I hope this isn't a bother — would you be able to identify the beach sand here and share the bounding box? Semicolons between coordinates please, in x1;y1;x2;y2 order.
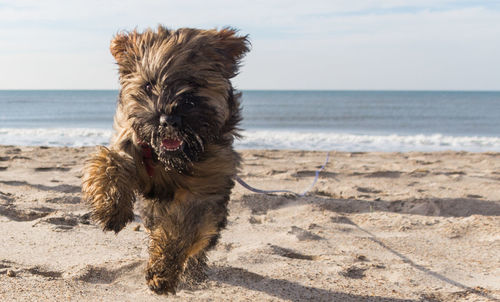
0;145;499;301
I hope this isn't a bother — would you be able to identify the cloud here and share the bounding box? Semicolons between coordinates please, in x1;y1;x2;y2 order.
237;6;500;90
0;0;499;89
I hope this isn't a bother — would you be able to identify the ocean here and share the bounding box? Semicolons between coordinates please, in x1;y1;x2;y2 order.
1;90;499;152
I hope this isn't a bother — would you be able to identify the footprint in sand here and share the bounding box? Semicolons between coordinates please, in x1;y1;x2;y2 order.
292;170;337;178
78;212;91;225
34;166;71;172
288;226;323;241
45;196;81;204
0;191;14;203
35;215;80;231
5;148;21;155
0;261;17;277
339;266;367;279
2;262;63;280
44;216;79;226
0;180;26;186
248;216;263;224
330;215;355;225
269;244;319;260
0;205;54;221
12;155;31;160
70;261;143;284
47;184;81;193
0;261;13;271
240;194;286;215
314;190;339;198
266;169;287;176
356;186;382;194
0;180;80;193
251;153;282;160
364;171;402;178
433;170;466;176
25;266;63;280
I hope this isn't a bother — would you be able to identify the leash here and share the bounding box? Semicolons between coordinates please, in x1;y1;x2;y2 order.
235;152;331;196
138;139;331;196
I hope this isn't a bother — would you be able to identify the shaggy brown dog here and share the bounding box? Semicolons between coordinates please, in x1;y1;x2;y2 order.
81;25;249;294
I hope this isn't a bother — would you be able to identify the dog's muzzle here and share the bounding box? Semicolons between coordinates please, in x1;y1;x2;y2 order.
159;114;183;151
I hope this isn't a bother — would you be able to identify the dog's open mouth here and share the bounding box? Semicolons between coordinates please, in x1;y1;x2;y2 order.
161;138;183;151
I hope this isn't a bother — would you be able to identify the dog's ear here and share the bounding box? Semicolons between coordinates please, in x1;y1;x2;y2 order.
110;31;140;74
211;28;250;78
110;32;131;63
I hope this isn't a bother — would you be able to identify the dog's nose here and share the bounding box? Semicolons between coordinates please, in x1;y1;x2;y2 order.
160;114;182;128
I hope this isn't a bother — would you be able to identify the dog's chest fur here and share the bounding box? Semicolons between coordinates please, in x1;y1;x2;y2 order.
135;143;240;201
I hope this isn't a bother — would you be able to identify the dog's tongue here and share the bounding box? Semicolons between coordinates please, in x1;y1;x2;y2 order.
162;139;182;150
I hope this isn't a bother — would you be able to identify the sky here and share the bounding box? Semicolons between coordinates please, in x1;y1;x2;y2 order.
0;0;499;90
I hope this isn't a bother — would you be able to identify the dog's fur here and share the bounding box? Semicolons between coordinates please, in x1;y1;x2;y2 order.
81;25;249;294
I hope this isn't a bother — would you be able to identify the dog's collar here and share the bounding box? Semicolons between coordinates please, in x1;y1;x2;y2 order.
138;140;155;177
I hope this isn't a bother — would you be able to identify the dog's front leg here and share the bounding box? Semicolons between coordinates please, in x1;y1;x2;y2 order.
145;191;221;294
82;146;137;233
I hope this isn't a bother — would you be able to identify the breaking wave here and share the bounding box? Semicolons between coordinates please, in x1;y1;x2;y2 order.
1;128;500;152
236;130;500;152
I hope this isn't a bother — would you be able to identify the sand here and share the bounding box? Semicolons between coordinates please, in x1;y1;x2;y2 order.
0;145;499;301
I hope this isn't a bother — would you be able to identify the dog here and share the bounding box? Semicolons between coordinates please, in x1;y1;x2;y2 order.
81;25;249;294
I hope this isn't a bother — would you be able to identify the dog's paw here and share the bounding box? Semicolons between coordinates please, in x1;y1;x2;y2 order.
82;146;136;233
85;189;135;233
146;260;182;295
146;272;178;295
101;207;135;233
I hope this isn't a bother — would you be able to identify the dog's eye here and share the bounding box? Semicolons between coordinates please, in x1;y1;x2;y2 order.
184;101;196;109
144;83;153;95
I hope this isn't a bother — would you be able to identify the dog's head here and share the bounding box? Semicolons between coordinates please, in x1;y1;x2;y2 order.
110;26;249;172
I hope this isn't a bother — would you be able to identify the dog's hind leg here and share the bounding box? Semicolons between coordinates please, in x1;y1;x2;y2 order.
82;146;137;233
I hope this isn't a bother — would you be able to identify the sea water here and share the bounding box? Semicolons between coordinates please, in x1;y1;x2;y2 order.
1;90;499;151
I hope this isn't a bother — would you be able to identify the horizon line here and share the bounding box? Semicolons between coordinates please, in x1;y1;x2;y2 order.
1;89;500;92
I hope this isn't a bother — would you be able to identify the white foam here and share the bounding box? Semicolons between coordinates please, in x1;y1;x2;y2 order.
0;128;113;147
235;130;500;152
1;128;500;152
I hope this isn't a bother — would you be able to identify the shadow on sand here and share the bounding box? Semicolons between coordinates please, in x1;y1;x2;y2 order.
211;265;417;302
